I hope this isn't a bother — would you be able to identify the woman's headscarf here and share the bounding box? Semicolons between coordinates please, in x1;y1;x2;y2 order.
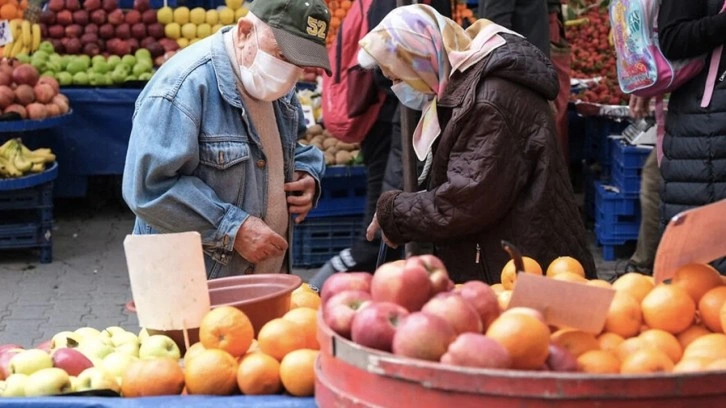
359;4;520;160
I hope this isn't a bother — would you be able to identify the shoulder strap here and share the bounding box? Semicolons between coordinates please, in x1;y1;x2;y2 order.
699;0;726;108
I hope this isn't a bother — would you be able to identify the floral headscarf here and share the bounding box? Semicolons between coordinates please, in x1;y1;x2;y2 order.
359;4;520;160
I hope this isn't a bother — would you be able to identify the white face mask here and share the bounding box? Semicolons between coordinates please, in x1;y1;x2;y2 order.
391;82;432;111
240;26;302;101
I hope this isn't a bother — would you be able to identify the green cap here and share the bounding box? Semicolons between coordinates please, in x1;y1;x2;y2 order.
249;0;332;75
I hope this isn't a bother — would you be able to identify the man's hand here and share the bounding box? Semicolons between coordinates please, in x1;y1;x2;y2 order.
234;216;288;264
284;171;316;224
366;212;398;249
629;95;651;119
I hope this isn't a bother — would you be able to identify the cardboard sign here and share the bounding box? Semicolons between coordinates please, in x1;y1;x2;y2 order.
301;104;316;128
124;232;211;331
0;20;12;47
508;273;615;334
653;199;726;284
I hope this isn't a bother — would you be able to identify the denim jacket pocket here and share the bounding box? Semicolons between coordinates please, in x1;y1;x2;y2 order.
196;139;251;206
199;139;250;169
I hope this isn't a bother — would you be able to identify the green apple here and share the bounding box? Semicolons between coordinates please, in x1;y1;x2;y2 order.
72;72;90;86
77;55;91;68
15;53;30;63
69;375;80;392
101;352;137;379
24;368;72;396
75;367;120;393
91;55;106;66
138;335;181;360
9;349;53;375
110;70;127;85
138;72;153;81
51;331;82;349
138;328;150;344
56;71;73;86
77;337;114;361
107;55;121;69
92;61;111;74
121;55;137;68
1;374;28;397
74;327;102;340
38;41;55;54
66;60;87;75
100;327;127;340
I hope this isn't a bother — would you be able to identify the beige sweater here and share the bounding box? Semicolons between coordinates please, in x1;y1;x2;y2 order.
225;30;289;274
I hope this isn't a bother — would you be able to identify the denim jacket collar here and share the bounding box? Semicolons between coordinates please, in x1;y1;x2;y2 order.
211;26;245;110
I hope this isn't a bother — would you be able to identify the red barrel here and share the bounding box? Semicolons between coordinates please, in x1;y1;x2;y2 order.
315;312;726;408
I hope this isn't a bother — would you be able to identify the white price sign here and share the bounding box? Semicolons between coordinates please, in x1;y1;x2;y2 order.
0;20;12;47
301;104;316;128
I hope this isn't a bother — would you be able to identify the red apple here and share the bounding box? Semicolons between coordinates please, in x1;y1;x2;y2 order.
141;9;156;24
51;348;95;376
405;255;453;295
47;0;64;12
147;23;164;40
319;272;373;305
392;312;456;361
322;289;372;339
421;292;483;334
130;23;146;40
125;9;141;25
98;23;114;39
134;0;151;12
64;38;83;54
40;9;56;25
35;339;52;353
90;9;107;25
57;10;73;26
65;24;83;38
102;0;117;12
371;260;432;312
72;10;89;25
115;23;130;40
546;343;578;372
83;42;102;56
0;348;23;380
108;9;124;25
127;38;139;54
84;0;102;11
48;24;65;39
158;37;180;52
66;0;81;11
351;302;409;352
454;281;500;331
80;33;99;46
441;333;511;369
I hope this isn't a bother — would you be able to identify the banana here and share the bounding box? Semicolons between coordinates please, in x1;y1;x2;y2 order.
0;146;22;177
8;38;23;58
20;44;29;55
21;20;31;48
0;138;16;158
11;144;32;173
30;162;45;173
31;23;40;52
9;19;20;41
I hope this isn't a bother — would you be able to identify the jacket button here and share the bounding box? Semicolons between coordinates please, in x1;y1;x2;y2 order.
256;159;266;168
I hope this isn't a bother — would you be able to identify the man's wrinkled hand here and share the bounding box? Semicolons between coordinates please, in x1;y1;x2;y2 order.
284;171;316;224
234;216;288;264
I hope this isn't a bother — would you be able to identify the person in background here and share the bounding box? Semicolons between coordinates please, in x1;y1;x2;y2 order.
658;0;726;273
548;0;571;163
308;0;452;290
359;4;596;283
122;0;331;279
478;0;550;57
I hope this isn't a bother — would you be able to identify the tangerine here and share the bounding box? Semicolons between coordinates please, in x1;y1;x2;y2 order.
620;348;674;374
199;306;254;358
638;329;683;363
290;290;321;310
576;350;621;374
676;324;711;350
184;349;239;395
641;284;695;334
597;332;625;353
279;349;318;397
587;279;613;289
282;307;319;350
698;286;726;332
672;263;722;303
183;342;206;366
257;318;308;361
673;357;712;373
500;256;543;290
550;329;600;358
236;352;282;395
604;291;642;338
612;273;654;303
546;256;585;278
682;333;726;361
486;313;550;370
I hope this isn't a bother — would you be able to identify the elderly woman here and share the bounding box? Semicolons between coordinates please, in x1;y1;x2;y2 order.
361;4;596;283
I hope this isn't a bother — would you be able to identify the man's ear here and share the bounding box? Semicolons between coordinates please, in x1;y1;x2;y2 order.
236;17;253;42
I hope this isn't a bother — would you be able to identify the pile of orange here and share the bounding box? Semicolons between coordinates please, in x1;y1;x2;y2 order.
0;0;27;20
183;285;322;396
490;256;726;374
323;0;353;47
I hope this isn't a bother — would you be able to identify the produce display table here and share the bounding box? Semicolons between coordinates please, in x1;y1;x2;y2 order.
0;395;316;407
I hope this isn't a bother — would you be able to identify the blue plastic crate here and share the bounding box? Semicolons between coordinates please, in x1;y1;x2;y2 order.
611;163;642;197
594;181;639;216
0;182;54;210
292;215;364;268
611;139;652;169
583;118;628;165
308;166;367;217
0;222;52;263
594;181;640;249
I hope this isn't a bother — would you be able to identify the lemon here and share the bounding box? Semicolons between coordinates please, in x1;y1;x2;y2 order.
197;23;212;39
235;7;248;20
226;0;244;10
173;7;190;25
219;7;235;25
176;38;189;48
205;9;219;26
190;7;206;25
157;6;173;25
164;22;181;39
181;23;197;40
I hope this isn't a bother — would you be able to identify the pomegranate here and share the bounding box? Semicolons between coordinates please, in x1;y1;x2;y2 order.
34;83;56;104
4;104;27;119
26;103;49;120
12;64;40;87
0;86;15;109
14;84;35;105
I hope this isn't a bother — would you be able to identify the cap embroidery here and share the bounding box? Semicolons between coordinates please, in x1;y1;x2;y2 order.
306;16;327;39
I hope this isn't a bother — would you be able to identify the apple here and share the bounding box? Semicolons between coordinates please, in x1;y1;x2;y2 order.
101;352;137;379
9;349;53;375
131;23;147;40
546;343;578;372
57;10;73;26
138;335;181;360
102;0;117;13
75;367;120;393
1;374;28;397
440;333;511;369
65;24;83;38
350;302;409;352
48;24;65;39
90;9;107;25
24;367;72;396
134;0;151;12
72;10;89;25
392;312;456;361
51;331;82;349
51;348;94;377
35;340;52;354
320;272;373;305
141;9;157;24
125;9;141;25
111;332;140;357
99;23;115;39
371;260;432;312
322;289;372;339
148;23;165;40
108;9;124;25
47;0;64;12
0;348;23;380
115;23;131;40
77;337;114;362
421;292;483;334
408;255;453;294
0;344;23;355
84;0;102;11
66;0;81;11
138;328;150;344
454;281;500;331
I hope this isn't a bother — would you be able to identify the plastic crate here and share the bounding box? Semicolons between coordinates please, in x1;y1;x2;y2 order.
308;166;367;217
0;182;53;210
594;181;640;260
611;139;652;169
292;215;364;268
0;222;52;263
611;163;642;197
583;118;628;166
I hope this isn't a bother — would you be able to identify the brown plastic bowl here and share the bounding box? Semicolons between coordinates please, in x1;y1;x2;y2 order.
125;274;302;353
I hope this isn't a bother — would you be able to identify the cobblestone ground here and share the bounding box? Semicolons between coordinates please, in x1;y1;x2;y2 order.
0;193;623;348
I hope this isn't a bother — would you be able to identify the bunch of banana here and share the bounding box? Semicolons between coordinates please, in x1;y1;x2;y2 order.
3;19;42;58
0;138;55;178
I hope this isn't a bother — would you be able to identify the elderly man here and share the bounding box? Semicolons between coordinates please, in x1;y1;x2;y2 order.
122;0;330;278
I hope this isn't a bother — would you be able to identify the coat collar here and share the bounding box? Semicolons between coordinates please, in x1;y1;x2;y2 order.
436;57;488;108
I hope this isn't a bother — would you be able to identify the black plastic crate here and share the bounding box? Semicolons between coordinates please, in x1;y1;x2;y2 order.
308;166;367;218
292;215;364;268
0;182;53;210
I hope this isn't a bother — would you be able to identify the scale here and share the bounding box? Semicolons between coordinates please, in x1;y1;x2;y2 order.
622;117;657;146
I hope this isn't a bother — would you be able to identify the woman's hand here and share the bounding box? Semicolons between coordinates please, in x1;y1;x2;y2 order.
628;95;651;119
366;212;398;248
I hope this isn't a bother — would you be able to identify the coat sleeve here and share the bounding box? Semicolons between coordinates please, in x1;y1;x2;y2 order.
376;101;532;244
658;0;726;60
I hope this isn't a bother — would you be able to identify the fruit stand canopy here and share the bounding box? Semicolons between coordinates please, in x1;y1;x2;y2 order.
0;395;317;407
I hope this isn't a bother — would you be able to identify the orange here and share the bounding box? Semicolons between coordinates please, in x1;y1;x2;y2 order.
615;337;646;362
587;279;613;289
620;348;674;374
612;273;654;303
183;342;206;366
546;256;585;278
641;284;696;334
121;358;185;397
603;291;642;338
279;349;319;397
672;263;722;303
257;318;308;361
184;348;239;395
500;256;543;290
0;4;16;20
597;332;625;353
682;333;726;361
282;307;319;350
486;313;550;370
550;329;600;358
551;272;588;283
576;350;621;374
698;286;726;332
497;290;512;311
236;352;282;395
246;339;260;354
676;325;711;350
199;306;254;358
673;357;712;373
490;283;504;294
290;290;321;310
293;283;317;295
706;358;726;371
638;329;683;363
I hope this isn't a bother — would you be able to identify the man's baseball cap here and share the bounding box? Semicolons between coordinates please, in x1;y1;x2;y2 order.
249;0;332;76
